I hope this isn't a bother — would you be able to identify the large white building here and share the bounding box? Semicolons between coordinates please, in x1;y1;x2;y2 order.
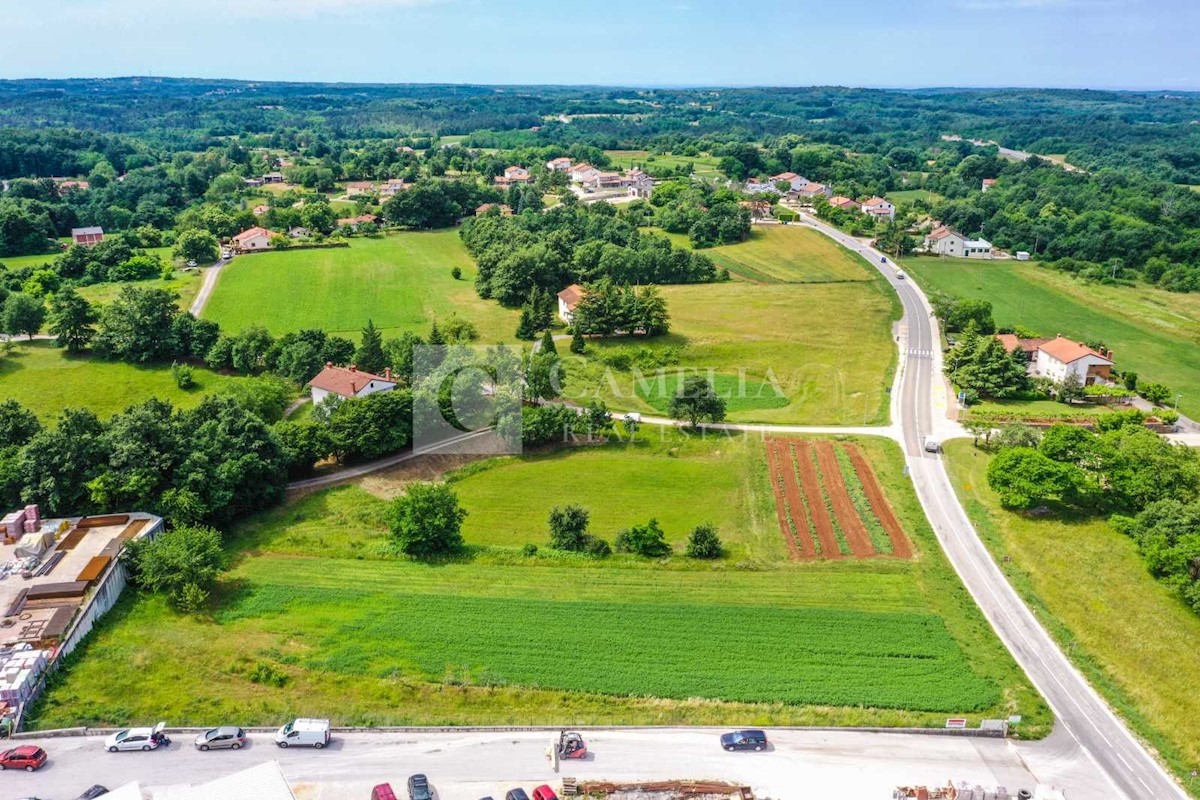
1034;336;1114;385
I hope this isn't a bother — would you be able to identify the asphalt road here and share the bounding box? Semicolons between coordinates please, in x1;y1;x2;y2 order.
798;215;1186;800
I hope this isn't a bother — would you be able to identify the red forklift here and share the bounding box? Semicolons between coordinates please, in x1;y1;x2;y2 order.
556;730;587;760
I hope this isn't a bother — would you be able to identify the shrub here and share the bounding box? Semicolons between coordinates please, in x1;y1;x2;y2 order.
451;266;462;280
615;518;672;557
521;543;538;556
389;482;467;558
249;662;290;687
548;504;590;551
1157;409;1180;426
1138;382;1172;406
584;536;612;557
171;361;195;390
686;523;723;559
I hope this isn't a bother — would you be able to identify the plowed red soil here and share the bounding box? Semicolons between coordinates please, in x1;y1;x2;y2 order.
791;440;841;559
775;441;816;558
814;442;875;557
765;439;803;561
845;444;914;559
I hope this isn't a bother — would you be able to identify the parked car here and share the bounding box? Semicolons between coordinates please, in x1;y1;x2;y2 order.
105;722;166;752
719;729;768;751
532;787;558;800
0;746;47;771
407;774;433;800
275;718;330;749
505;791;531;800
371;784;397;800
74;788;109;800
923;436;941;454
194;726;247;751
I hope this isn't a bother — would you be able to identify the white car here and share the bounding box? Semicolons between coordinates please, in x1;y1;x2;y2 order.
105;721;166;752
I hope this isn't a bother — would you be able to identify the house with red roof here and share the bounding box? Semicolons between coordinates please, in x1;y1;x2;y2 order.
997;334;1114;385
70;226;104;247
557;284;586;323
546;157;572;172
307;363;397;404
828;195;859;211
770;172;810;192
232;227;276;252
861;197;896;220
982;178;998;192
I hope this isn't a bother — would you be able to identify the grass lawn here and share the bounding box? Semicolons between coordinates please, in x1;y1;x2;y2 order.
28;434;1048;732
0;340;240;422
1;246;176;273
202;232;519;341
943;439;1200;792
903;256;1200;418
605;150;723;179
967;399;1117;420
885;189;944;206
75;270;204;312
685;225;876;284
562;278;899;425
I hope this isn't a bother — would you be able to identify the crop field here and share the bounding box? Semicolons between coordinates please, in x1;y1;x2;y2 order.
30;434;1050;732
562;278;899;425
903;255;1200;418
202;232;519;340
765;439;911;560
944;439;1200;788
0;340;240;422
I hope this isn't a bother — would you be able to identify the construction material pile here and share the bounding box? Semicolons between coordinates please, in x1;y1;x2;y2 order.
576;781;753;800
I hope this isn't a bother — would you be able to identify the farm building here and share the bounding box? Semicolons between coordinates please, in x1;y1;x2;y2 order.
262;172;285;183
963;237;993;259
557;283;586;323
307;363;397;403
232;227;275;252
70;226;104;247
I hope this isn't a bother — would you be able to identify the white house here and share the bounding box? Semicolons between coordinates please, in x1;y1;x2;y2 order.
744;179;781;195
963;237;994;259
546;157;573;172
557;284;585;324
232;226;275;252
582;171;627;191
1033;336;1114;386
982;178;997;192
861;197;896;220
796;182;832;199
626;169;654;198
569;164;601;184
503;166;531;181
770;172;809;192
924;226;967;256
307;363;397;404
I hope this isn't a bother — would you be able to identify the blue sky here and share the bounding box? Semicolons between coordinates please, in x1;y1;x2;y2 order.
1;0;1195;90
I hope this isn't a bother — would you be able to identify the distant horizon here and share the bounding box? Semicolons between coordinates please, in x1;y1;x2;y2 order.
2;1;1194;92
2;74;1198;95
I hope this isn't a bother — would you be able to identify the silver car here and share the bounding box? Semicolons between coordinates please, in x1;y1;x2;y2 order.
194;726;247;751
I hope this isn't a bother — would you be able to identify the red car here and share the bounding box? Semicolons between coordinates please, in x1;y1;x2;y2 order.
0;745;47;772
531;786;558;800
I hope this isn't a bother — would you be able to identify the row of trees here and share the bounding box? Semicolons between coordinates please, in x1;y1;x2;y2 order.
570;280;670;337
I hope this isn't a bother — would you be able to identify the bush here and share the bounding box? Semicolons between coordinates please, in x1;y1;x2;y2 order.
249;662;290;687
389;482;467;558
130;525;226;612
1157;409;1180;426
451;266;462;280
171;361;195;390
584;536;612;557
548;504;590;551
615;518;672;557
521;543;538;556
1139;382;1172;406
686;523;723;559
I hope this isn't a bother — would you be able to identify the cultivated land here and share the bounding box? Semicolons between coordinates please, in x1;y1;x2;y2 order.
29;433;1049;733
562;277;898;425
903;256;1200;418
0;340;240;422
686;225;876;284
943;439;1200;787
202;232;519;340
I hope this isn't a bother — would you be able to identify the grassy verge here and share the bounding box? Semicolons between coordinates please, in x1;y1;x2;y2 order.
943;438;1200;790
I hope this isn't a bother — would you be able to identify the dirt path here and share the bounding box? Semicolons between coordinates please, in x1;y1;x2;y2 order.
764;440;802;561
814;442;876;557
791;440;841;559
845;444;913;558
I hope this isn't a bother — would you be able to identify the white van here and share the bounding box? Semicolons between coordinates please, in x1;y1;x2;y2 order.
275;718;331;748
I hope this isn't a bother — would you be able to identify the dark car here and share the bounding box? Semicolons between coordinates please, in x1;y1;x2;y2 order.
407;774;433;800
719;729;768;751
0;746;48;771
505;791;531;800
75;788;109;800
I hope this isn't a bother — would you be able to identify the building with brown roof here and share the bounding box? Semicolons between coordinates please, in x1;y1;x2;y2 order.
307;363;397;404
828;195;859;210
232;227;275;251
557;284;586;323
995;334;1114;385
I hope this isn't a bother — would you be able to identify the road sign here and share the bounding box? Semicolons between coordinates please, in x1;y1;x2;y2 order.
945;718;968;729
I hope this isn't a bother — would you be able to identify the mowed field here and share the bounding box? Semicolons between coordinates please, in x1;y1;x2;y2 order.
605;150;723;179
944;440;1200;788
689;225;876;284
903;256;1200;418
562;277;899;425
0;341;240;422
29;434;1049;732
202;232;519;340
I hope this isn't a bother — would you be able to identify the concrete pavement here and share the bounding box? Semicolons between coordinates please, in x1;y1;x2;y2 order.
188;257;230;317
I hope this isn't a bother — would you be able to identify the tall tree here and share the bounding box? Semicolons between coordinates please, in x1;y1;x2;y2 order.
47;286;97;353
355;319;387;375
2;293;45;339
669;375;727;428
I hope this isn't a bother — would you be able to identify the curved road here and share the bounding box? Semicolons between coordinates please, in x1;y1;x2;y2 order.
798;214;1186;800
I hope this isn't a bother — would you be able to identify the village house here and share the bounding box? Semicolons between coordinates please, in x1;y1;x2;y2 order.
997;335;1115;386
924;226;967;256
861;197;896;220
546;157;573;172
626;169;655;198
557;284;585;324
744;179;780;195
288;226;311;239
503;166;531;181
569;163;601;184
739;199;773;220
582;171;627;191
56;179;89;195
770;172;810;192
982;178;997;192
253;204;269;216
379;179;406;197
828;195;859;211
337;214;378;231
796;182;833;199
243;177;265;188
307;363;397;404
475;203;514;216
232;226;275;252
70;226;104;247
397;145;416;154
344;180;376;197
